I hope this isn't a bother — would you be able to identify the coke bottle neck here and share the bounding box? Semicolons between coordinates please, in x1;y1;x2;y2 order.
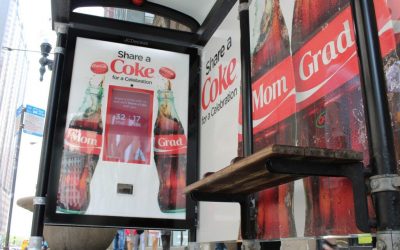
157;89;174;100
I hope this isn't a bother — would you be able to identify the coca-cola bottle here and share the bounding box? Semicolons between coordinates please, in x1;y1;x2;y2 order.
291;0;371;236
249;0;296;240
154;69;187;213
57;74;104;214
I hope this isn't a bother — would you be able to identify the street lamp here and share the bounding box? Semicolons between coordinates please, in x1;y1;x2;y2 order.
2;43;54;81
39;42;53;81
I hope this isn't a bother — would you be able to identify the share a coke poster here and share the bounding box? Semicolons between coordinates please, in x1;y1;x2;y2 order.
57;37;189;220
248;0;399;240
199;2;241;242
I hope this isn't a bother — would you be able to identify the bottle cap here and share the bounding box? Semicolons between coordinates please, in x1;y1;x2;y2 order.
159;67;176;80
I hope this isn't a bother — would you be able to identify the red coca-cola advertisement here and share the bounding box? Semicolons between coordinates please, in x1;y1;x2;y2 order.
246;0;296;240
199;2;242;242
48;33;193;226
248;0;399;239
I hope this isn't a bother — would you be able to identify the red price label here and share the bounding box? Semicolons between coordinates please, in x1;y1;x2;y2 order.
103;86;154;165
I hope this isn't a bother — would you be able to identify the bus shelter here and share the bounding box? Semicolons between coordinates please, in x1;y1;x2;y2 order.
28;0;400;249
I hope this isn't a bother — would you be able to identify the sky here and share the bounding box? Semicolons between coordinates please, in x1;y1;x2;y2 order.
8;1;110;239
9;0;55;239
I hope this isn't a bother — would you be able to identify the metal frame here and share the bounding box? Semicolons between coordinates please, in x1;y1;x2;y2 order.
69;0;200;32
238;0;256;240
190;159;371;234
52;0;200;32
30;31;67;250
69;13;199;48
350;0;400;239
51;0;239;48
196;0;238;46
44;27;199;231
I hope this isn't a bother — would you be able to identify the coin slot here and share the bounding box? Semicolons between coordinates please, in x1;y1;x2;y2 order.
117;183;134;195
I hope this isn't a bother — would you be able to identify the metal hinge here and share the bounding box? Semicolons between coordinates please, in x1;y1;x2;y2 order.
54;46;65;55
370;174;400;193
54;22;69;34
194;205;199;228
33;196;46;205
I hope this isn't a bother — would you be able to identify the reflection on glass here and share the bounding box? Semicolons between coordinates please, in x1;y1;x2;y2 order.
374;0;400;175
73;7;191;31
171;231;188;246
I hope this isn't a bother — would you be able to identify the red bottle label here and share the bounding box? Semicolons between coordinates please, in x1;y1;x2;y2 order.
251;56;296;134
388;0;400;44
64;128;102;155
293;5;396;111
154;135;187;155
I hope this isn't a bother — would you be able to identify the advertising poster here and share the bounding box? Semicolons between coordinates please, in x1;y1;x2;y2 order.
55;36;189;220
248;0;399;240
198;2;241;242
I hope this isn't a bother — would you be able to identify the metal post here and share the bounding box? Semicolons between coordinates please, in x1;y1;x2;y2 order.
239;0;256;241
3;107;25;250
28;27;67;250
350;0;400;249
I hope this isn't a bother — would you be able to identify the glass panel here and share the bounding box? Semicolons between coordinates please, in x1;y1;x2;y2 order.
249;0;370;240
55;37;190;220
171;231;180;246
373;0;400;175
171;231;187;246
73;7;191;32
181;230;188;246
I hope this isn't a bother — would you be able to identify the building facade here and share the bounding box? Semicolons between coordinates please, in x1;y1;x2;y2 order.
0;0;29;243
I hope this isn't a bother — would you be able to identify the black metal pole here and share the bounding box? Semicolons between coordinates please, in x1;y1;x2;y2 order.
29;31;66;250
350;0;400;247
4;107;25;250
239;0;256;240
239;1;253;157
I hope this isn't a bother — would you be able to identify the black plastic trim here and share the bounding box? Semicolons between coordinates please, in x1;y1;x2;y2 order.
70;13;199;48
197;0;238;46
31;32;67;237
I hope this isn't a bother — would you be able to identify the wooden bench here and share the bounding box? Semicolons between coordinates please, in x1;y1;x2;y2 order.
184;144;370;233
184;144;363;195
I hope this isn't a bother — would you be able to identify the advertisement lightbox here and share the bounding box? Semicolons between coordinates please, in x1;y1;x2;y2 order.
46;29;198;229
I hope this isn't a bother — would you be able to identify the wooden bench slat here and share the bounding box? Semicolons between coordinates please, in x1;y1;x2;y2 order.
184;145;363;195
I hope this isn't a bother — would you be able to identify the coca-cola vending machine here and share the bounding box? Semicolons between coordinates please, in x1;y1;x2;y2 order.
46;29;199;229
